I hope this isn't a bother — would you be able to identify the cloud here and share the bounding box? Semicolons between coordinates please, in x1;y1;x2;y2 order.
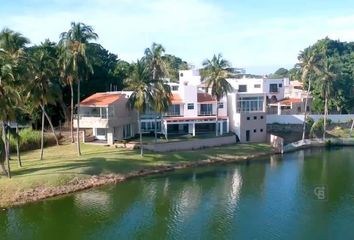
2;0;354;74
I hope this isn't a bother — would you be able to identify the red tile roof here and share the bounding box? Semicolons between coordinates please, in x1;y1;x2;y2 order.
81;93;122;106
278;98;302;105
171;93;183;104
197;93;215;103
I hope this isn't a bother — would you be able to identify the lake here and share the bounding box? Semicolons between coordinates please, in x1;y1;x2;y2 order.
1;147;354;239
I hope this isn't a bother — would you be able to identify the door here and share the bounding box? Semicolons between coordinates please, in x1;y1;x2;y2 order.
246;130;250;142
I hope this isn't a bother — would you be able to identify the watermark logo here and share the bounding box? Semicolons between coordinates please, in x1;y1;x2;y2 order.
313;186;328;201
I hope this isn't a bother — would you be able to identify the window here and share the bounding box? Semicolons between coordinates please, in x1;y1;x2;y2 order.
180;73;184;77
218;102;224;109
269;83;278;93
237;96;264;112
297;106;301;112
187;103;194;110
238;85;247;92
96;128;106;136
254;84;261;88
253;116;257;120
260;116;264;119
253;129;257;133
167;105;181;116
247;117;250;120
123;124;132;139
199;104;213;116
172;85;179;91
279;83;283;88
260;129;263;132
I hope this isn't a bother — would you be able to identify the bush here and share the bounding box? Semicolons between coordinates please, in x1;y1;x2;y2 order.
8;128;57;152
309;117;331;138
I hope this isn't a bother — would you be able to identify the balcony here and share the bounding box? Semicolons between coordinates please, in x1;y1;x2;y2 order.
198;104;215;116
73;107;112;128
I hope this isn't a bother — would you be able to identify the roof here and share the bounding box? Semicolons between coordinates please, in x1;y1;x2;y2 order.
270;98;302;106
197;93;215;103
171;93;183;104
81;93;122;107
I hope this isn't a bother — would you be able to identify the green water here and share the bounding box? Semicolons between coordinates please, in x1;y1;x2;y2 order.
1;148;354;240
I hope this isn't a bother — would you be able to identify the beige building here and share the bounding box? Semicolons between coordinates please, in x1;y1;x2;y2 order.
73;91;138;144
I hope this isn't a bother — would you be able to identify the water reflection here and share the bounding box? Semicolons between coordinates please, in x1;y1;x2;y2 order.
1;148;354;239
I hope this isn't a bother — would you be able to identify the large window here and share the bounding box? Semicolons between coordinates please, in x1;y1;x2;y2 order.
269;84;278;93
172;85;179;91
238;85;247;92
237;96;264;112
167;104;181;116
199;104;213;116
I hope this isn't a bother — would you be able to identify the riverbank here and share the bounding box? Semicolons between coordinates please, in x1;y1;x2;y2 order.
0;143;274;208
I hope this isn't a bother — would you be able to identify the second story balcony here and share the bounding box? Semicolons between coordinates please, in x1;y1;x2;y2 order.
164;104;183;117
74;106;113;128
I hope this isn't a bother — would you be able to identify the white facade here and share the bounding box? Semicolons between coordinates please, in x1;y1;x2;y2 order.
227;76;288;102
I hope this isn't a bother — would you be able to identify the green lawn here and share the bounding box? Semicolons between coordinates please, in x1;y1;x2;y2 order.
0;142;272;207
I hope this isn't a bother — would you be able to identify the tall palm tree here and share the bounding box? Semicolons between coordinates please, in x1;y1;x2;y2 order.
28;44;62;159
124;60;154;156
60;22;98;156
201;54;233;136
59;45;75;143
318;56;337;140
0;50;20;178
144;43;170;142
298;49;321;141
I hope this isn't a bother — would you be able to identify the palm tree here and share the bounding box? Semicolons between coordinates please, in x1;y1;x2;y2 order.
0;50;20;178
144;43;170;142
297;49;321;141
201;54;233;136
60;22;98;156
28;44;62;159
318;56;337;140
152;81;172;142
124;60;154;156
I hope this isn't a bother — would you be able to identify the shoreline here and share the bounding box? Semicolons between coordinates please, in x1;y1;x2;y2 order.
2;151;275;209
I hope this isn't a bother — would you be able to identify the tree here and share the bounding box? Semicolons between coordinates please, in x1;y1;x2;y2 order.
144;43;171;142
271;67;289;78
124;60;154;156
162;54;189;82
201;54;233;136
28;43;62;159
297;48;321;140
0;50;20;177
60;22;98;156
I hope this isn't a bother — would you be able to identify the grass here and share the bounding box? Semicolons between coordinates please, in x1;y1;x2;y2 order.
0;142;272;207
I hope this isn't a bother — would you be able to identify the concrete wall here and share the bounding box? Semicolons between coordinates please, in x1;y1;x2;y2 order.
238;112;267;143
267;114;354;124
144;135;237;152
181;85;198;117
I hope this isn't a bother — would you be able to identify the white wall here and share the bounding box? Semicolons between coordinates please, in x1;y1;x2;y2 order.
227;78;264;93
179;70;201;85
180;84;198;117
267;114;354;124
263;78;285;100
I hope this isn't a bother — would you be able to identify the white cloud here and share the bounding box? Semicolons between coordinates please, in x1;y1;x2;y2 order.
2;0;354;74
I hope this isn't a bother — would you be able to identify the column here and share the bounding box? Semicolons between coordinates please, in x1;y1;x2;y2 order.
220;121;223;135
277;102;281;115
107;127;114;145
192;123;196;136
226;118;230;133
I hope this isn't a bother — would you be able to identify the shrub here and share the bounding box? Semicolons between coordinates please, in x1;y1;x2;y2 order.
8;128;57;152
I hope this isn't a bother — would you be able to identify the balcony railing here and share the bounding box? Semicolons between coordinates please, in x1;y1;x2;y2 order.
198;111;215;116
74;113;109;119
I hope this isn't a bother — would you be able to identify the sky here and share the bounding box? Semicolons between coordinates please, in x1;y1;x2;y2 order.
2;0;354;74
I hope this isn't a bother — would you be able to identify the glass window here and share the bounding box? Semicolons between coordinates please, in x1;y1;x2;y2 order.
253;129;257;133
187;103;194;110
254;116;257;120
260;129;263;132
167;105;180;116
269;84;278;93
96;128;106;136
237;96;264;112
172;86;179;91
260;116;264;119
238;85;247;92
279;83;283;88
200;104;213;115
254;84;261;88
218;102;224;109
247;117;250;120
